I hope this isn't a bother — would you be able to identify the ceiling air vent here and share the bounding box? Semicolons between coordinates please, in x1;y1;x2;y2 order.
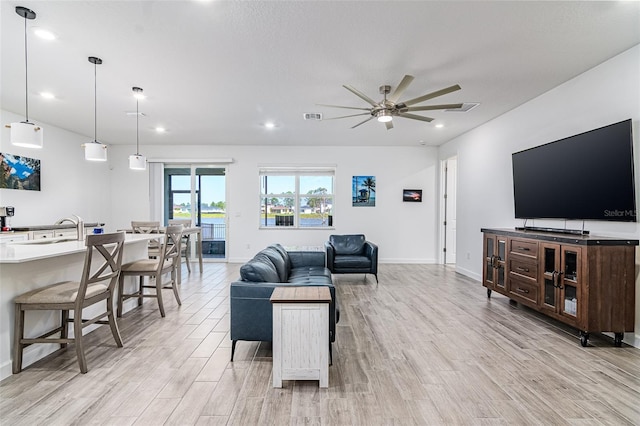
303;112;323;120
444;102;480;113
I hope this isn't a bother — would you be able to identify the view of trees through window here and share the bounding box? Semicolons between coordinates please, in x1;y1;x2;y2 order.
260;172;334;228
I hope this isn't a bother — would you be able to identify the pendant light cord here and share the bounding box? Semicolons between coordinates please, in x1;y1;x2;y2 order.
94;61;97;143
136;98;140;155
23;14;29;123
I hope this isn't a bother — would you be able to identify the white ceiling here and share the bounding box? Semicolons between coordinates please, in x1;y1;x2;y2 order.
1;1;639;148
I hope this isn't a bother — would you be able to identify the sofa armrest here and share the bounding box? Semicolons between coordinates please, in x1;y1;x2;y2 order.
288;250;326;268
324;241;336;272
365;241;378;274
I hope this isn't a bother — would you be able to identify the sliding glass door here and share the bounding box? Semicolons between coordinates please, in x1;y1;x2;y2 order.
164;165;227;261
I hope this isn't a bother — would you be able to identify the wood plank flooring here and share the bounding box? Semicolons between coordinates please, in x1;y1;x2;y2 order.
1;263;639;425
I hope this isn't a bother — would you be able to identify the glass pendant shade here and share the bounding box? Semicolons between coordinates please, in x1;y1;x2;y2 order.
84;141;107;161
10;121;43;148
129;154;147;170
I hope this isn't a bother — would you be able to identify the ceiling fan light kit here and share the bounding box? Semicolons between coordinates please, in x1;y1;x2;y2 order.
319;75;466;130
7;6;44;149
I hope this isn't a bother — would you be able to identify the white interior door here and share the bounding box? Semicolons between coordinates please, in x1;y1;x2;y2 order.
445;157;457;264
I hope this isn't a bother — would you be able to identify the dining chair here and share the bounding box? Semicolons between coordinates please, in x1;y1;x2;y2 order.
117;225;183;318
13;232;126;374
168;219;192;274
131;220;161;258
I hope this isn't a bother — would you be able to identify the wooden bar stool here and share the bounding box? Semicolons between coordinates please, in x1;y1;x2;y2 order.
131;220;161;258
117;225;183;318
168;219;192;274
13;232;126;374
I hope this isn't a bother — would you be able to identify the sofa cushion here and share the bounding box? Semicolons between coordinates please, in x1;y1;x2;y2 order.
270;243;292;273
330;234;366;255
260;246;288;282
334;254;371;269
288;266;332;280
239;255;280;282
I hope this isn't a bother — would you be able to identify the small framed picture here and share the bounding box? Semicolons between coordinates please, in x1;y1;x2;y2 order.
403;189;422;202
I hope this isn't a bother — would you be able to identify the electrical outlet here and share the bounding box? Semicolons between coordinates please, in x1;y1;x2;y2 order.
246;243;251;250
466;252;471;260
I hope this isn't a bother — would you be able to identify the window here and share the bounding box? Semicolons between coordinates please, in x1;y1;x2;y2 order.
259;167;334;228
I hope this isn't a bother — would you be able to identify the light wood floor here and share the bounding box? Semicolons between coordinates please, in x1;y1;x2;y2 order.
1;263;639;425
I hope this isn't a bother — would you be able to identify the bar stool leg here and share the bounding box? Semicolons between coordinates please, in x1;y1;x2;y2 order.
61;310;69;349
12;304;24;374
74;313;88;373
155;275;166;318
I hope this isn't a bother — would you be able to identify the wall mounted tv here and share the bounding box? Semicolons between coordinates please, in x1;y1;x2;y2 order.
512;119;636;223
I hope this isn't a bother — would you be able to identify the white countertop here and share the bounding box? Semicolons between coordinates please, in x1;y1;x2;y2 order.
0;233;161;263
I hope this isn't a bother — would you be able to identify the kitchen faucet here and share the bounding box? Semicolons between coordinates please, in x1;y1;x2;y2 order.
54;214;85;241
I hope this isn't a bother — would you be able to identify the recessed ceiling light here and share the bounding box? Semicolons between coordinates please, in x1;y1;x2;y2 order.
435;124;444;128
32;27;56;40
155;127;166;133
265;122;275;129
40;92;55;99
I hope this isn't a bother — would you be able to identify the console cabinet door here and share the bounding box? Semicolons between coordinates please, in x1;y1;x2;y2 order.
483;234;507;293
539;242;583;326
558;246;582;326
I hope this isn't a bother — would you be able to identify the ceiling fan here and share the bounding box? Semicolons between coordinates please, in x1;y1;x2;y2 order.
318;75;463;130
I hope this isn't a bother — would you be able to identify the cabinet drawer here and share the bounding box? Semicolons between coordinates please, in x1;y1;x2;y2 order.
54;229;77;238
509;258;538;281
509;277;539;305
31;230;54;239
510;239;538;259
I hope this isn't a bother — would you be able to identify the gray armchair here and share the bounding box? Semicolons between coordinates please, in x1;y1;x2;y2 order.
325;234;378;283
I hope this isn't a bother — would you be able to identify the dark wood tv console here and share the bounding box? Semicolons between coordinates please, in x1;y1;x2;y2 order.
481;228;638;347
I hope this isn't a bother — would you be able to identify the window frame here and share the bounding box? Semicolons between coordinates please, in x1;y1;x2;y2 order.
259;166;335;229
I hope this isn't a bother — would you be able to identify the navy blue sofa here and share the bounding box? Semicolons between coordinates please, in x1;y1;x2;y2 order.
230;244;339;362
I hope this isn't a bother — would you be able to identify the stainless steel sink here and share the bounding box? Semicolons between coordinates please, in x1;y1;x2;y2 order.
10;237;77;245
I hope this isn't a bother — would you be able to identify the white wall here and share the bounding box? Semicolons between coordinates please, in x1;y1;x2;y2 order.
107;144;441;264
0;110;112;228
439;44;640;345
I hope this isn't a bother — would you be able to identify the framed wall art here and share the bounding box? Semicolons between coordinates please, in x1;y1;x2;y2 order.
352;175;375;207
0;152;41;191
403;189;422;202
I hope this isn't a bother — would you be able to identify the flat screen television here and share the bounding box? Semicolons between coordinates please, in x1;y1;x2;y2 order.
512;119;636;222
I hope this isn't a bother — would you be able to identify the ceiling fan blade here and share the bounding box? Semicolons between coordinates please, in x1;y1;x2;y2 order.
403;103;463;112
400;84;462;107
385;120;394;130
323;112;371;120
351;116;375;129
343;85;378;107
388;75;414;103
397;113;434;122
316;103;371;111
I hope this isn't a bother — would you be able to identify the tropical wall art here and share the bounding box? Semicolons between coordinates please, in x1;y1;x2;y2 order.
0;152;41;191
352;175;376;207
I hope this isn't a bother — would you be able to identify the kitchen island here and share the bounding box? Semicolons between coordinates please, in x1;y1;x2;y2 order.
0;233;161;380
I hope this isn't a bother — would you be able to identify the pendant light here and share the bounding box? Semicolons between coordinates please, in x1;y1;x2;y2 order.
129;87;147;170
6;6;44;148
83;56;107;161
